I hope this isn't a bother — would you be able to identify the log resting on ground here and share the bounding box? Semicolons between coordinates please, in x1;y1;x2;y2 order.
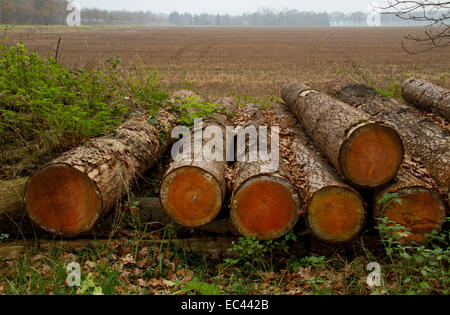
0;237;237;261
230;103;301;240
269;104;366;243
282;80;404;188
133;197;239;235
374;169;447;243
332;83;450;198
24;110;177;237
160;97;237;228
402;77;450;120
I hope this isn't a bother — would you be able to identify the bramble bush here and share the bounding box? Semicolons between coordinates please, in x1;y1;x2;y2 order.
0;41;169;176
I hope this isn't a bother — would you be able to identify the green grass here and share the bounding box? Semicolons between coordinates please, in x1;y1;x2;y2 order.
1;213;447;295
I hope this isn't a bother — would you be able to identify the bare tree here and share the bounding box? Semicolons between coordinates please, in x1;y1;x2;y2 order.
378;1;449;53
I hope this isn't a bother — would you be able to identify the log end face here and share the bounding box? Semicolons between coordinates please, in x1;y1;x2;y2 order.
161;167;223;228
25;164;102;237
307;187;366;243
340;123;404;188
231;176;300;241
378;188;446;243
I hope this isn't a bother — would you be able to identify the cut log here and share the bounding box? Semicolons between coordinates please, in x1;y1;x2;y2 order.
133;197;239;235
332;84;450;196
375;169;447;243
230;104;301;240
402;77;450;120
268;104;366;243
160;98;236;228
282;80;404;188
0;237;237;261
0;177;28;216
24;110;177;237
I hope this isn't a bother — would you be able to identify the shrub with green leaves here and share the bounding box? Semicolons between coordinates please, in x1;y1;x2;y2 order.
174;96;224;126
0;42;169;176
375;192;449;295
221;231;298;277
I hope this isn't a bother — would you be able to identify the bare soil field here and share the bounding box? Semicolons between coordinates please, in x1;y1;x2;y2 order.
6;26;450;97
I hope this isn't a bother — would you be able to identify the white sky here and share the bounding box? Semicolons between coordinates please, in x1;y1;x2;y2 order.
74;0;388;14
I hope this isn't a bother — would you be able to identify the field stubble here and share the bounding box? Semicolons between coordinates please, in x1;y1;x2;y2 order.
6;26;450;97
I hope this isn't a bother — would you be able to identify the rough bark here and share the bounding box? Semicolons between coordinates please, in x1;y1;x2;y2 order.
0;237;237;261
160;98;237;228
282;80;404;188
0;178;28;216
402;77;450;120
375;168;447;243
24;110;177;237
230;103;301;240
332;84;450;197
268;104;366;243
133;197;239;235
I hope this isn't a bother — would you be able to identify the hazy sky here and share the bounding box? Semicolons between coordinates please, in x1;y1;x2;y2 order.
75;0;385;14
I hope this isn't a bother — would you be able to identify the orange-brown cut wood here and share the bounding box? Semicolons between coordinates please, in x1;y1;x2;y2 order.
281;80;404;188
231;176;299;239
269;104;366;243
332;83;450;198
160;97;236;227
375;169;447;243
230;103;301;240
162;167;224;227
25;111;177;237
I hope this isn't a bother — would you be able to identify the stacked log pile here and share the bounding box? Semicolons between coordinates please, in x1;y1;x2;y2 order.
1;81;448;248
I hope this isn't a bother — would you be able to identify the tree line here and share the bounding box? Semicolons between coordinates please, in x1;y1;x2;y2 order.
0;0;444;26
168;9;330;26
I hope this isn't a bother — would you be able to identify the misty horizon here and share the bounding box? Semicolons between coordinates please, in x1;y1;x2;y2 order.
74;0;388;15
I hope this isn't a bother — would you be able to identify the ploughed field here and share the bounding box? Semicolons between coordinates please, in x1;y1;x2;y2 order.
6;26;450;96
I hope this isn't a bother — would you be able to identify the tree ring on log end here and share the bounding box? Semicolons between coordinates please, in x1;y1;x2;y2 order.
340;122;404;188
378;187;447;243
160;166;223;228
307;186;366;243
25;164;102;237
230;175;300;241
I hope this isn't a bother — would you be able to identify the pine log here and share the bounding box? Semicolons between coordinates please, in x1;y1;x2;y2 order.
230;104;301;240
332;84;450;196
0;178;28;216
24;110;177;237
133;197;239;235
282;80;404;188
269;104;366;243
402;77;450;120
160;98;236;228
375;169;447;243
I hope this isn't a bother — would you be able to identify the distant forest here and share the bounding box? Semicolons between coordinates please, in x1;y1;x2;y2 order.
0;0;438;26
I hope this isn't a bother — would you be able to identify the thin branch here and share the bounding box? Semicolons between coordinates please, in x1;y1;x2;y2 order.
375;1;449;53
